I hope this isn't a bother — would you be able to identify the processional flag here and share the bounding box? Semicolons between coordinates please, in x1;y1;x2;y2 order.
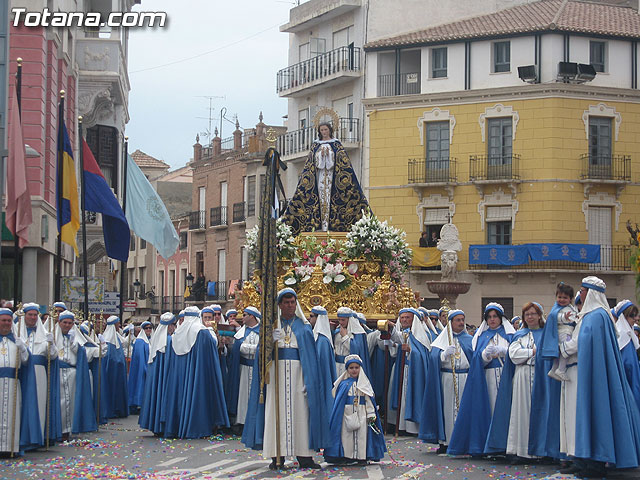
56;119;80;256
125;154;179;260
5;90;32;247
82;139;130;262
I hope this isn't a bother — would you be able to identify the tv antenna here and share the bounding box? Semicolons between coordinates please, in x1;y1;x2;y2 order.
195;95;225;145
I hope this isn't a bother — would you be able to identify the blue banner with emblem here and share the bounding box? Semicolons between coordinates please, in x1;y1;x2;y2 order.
526;243;600;263
468;245;530;265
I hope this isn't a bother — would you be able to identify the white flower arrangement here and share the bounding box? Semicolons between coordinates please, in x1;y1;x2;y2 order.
245;218;297;262
322;262;345;284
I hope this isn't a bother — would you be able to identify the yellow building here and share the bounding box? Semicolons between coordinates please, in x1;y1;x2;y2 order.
362;0;640;320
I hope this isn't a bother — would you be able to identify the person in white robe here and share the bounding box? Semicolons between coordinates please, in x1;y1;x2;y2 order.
235;306;260;426
0;308;29;454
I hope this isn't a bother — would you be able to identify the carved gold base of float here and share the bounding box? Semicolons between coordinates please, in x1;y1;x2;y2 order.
239;231;418;321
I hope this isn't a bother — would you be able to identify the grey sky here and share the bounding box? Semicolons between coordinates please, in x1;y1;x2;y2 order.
127;1;292;169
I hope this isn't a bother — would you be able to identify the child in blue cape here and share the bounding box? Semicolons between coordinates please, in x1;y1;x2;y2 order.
324;354;386;465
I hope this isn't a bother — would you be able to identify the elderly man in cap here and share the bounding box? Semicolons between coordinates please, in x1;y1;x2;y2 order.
0;307;40;455
101;316;129;419
54;311;97;438
128;321;153;413
242;288;330;470
227;306;261;432
139;312;177;436
16;303;61;445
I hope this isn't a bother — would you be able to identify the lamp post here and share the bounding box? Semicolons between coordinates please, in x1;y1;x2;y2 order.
185;273;194;300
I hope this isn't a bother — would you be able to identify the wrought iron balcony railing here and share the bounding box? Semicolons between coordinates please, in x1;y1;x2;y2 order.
277;45;361;93
469;154;521;181
189;210;206;230
579;154;631;181
408;157;457;184
277;117;360;157
207;281;227;301
210;206;228;227
233;202;246;223
377;72;420;97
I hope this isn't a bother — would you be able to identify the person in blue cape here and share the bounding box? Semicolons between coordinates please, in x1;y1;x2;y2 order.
559;277;640;478
311;305;337;418
139;312;176;435
163;306;229;439
388;307;431;435
325;354;386;465
54;311;97;437
334;307;372;379
101;316;129;419
368;317;396;420
447;303;515;456
418;307;439;342
419;309;472;453
614;300;640;412
281;122;370;235
128;321;153;413
428;310;441;334
528;282;576;461
242;288;330;470
226;306;261;432
16;303;62;446
1;308;41;455
77;322;108;425
485;302;545;462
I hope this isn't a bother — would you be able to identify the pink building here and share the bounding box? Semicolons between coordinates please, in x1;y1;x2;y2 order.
155;215;190;315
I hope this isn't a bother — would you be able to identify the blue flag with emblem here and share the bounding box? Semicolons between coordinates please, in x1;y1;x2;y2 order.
125;154;179;259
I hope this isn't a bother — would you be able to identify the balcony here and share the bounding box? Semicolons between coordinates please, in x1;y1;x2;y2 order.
469;154;521;182
210;206;228;227
160;296;184;314
280;0;361;33
408;158;457;185
277;117;360;161
233;202;246;223
468;244;631;272
277;46;361;97
207;281;227;301
189;210;206;230
150;296;160;314
579;154;631;182
378;72;420;97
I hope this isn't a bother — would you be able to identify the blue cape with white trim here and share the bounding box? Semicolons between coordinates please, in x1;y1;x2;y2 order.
127;337;149;410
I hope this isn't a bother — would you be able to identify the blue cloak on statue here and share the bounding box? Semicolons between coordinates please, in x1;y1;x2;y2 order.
323;377;386;462
447;326;512;456
70;344;98;433
484;328;543;453
389;328;430;424
281;138;370;235
226;325;260;418
101;339;129;419
127;337;150;412
528;303;563;459
316;333;337;418
139;335;172;434
242;315;331;451
163;330;229;439
418;331;473;444
574;307;640;468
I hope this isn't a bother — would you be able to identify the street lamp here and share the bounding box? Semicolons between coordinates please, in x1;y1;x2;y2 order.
133;279;141;299
185;273;194;300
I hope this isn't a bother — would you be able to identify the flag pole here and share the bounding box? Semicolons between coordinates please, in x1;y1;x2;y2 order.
54;90;65;301
13;58;22;305
78;117;89;322
118;137;129;322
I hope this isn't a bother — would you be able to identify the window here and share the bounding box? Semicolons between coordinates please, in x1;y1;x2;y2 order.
332;26;353;49
310;37;326;57
129;234;136;251
431;47;447;78
140;238;146;250
487;220;511;245
86;125;118;192
426;121;449;161
247;175;256;217
196;251;204;277
590;41;606;73
487;117;512;164
493;41;510;73
299;42;309;62
218;249;226;283
138;267;146;296
179;231;188;250
588;116;612;159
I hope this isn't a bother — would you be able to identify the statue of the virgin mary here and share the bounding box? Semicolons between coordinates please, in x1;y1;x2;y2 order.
282;119;370;236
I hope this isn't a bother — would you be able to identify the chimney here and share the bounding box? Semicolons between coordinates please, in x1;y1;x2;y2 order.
233;119;242;151
213;127;221;156
193;134;202;163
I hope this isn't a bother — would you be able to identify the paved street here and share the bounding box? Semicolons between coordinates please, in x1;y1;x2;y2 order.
2;415;635;480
